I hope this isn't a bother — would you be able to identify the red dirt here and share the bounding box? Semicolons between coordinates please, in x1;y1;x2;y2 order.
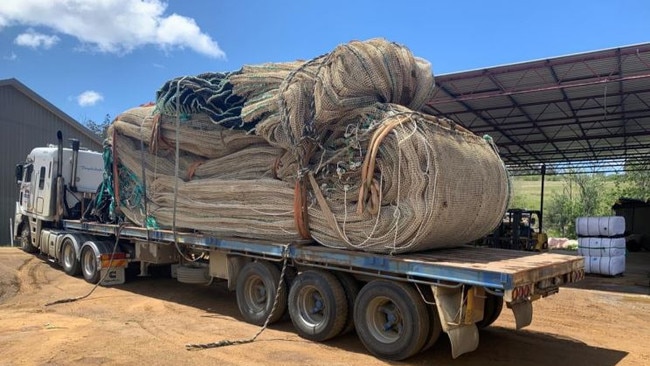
0;247;649;365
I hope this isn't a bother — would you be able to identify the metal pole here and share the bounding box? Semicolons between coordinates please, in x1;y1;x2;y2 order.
9;218;14;247
540;164;546;232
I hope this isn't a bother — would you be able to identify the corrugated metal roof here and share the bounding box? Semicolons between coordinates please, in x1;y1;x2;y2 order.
425;43;650;175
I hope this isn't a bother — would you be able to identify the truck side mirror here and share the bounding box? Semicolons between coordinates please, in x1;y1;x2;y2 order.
15;164;23;184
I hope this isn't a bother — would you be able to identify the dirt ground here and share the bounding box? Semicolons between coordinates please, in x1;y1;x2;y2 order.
1;247;649;366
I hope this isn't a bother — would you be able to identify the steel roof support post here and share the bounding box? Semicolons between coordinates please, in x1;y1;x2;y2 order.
539;163;546;233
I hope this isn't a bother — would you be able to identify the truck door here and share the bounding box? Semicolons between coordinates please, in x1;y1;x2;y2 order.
35;165;47;214
33;160;55;217
19;163;34;213
21;151;56;219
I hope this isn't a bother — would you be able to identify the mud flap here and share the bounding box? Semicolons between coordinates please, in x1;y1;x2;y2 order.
433;286;479;359
509;300;533;329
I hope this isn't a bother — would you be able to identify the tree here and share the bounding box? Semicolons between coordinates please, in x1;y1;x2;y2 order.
85;114;112;139
546;190;580;237
612;159;650;200
544;172;614;238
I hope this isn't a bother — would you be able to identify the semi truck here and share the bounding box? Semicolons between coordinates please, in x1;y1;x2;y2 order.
13;132;585;361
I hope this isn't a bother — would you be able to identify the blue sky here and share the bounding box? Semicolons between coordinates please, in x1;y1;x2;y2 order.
1;0;649;126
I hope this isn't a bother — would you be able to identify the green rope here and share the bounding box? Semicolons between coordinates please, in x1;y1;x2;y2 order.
145;216;159;230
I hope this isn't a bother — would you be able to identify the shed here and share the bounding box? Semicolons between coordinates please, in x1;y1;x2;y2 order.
0;78;103;244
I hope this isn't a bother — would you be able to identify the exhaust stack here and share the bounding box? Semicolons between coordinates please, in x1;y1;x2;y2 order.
57;131;63;178
70;139;80;192
55;131;66;223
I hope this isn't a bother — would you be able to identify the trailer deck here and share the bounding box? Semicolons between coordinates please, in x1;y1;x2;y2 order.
64;220;584;292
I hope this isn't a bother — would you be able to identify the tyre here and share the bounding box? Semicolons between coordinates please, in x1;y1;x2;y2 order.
288;270;348;342
236;261;287;326
80;246;101;284
176;265;210;284
20;225;38;253
421;304;443;352
334;272;360;335
476;293;504;329
60;239;81;276
354;280;430;361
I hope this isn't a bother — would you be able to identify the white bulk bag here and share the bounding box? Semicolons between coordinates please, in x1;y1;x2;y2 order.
583;255;625;276
577;237;626;257
576;216;625;237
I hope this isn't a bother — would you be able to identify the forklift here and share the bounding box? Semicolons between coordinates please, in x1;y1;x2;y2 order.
483;164;549;251
484;209;548;251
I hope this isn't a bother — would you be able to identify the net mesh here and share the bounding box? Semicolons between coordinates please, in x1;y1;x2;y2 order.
103;38;509;254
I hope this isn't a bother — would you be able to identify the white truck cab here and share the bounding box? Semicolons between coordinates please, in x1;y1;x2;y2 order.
16;146;103;219
14;133;104;254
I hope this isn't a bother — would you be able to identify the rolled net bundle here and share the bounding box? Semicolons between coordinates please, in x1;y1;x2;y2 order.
313;38;435;124
112;105;269;160
230;61;306;130
237;38;437;173
109;106;299;242
101;38;510;253
148;176;297;242
299;104;509;253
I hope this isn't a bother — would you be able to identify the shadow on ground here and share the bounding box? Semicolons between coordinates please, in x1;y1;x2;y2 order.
557;250;650;295
110;270;630;365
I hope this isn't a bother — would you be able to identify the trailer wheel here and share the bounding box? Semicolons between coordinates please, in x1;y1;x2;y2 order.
80;246;101;284
354;280;430;361
476;293;503;329
20;225;37;253
421;305;443;352
288;270;347;342
236;261;287;326
334;272;360;335
61;239;80;276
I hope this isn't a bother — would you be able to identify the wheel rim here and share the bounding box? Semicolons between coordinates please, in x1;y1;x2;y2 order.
244;275;267;313
63;243;74;269
366;296;402;343
82;249;96;278
297;285;325;327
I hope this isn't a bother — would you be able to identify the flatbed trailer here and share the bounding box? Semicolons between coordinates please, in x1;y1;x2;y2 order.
13;109;585;361
57;219;584;360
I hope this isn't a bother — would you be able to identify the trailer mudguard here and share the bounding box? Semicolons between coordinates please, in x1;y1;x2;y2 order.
432;286;480;359
509;300;533;329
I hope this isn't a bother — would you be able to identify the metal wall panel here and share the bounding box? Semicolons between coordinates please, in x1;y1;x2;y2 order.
0;82;103;245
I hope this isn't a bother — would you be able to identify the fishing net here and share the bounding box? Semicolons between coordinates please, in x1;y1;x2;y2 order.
102;38;510;254
155;72;248;130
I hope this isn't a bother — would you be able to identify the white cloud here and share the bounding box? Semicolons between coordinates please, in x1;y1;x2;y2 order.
0;1;225;58
3;52;17;61
14;29;60;49
77;91;104;107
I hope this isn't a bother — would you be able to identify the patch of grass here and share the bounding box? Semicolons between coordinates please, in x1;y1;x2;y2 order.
509;177;565;210
510;177;616;211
